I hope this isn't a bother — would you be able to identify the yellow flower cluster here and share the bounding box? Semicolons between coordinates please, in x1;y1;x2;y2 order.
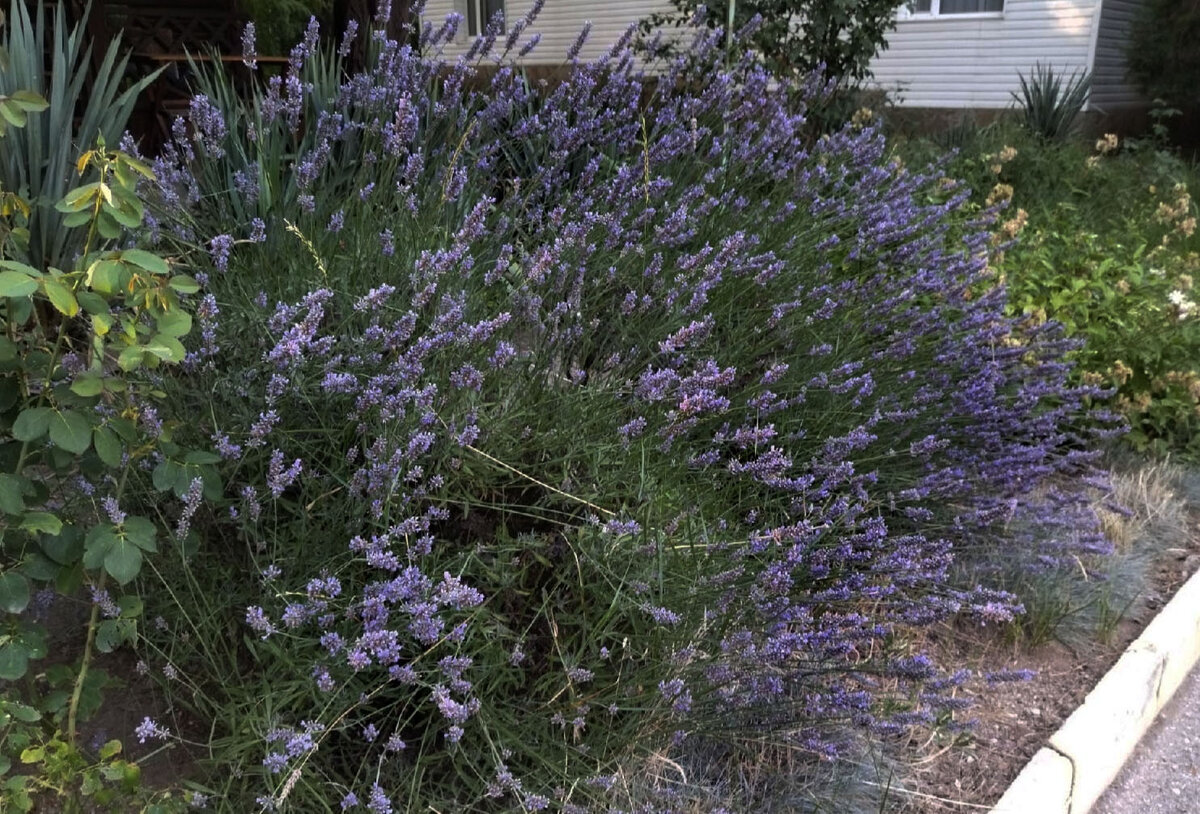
993;208;1028;243
850;107;875;129
1095;133;1119;155
986;183;1014;207
984;145;1017;175
1164;370;1200;404
1155;183;1196;239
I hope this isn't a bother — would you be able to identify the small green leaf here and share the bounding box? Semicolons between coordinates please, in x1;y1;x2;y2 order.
116;595;143;618
42;277;78;316
0;271;37;298
39;523;82;565
0;572;29;613
116;345;144;371
18;746;43;764
122;516;157;552
20;512;61;535
76;291;108;315
48;410;92;454
93;426;122;467
55;183;99;213
0;102;27;128
0;261;40;276
143;334;187;363
5;702;39;724
61;209;91;228
12;407;51;441
20;552;61;582
70;375;104;397
0;643;29;680
86;260;128;295
120;249;168;274
155;309;192;338
167;275;201;294
9;90;47;111
0;474;27;515
103;539;142;585
95;618;135;653
0;754;9;775
95;210;121;240
84;527;118;570
98;739;122;760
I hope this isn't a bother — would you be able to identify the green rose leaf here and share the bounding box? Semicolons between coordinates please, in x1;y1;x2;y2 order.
119;249;168;275
122;516;157;553
167;275;201;294
143;334;186;363
0;474;27;515
69;375;104;397
75;291;109;315
48;410;92;454
41;278;78;317
116;346;144;372
102;539;142;585
11;407;52;441
39;523;81;565
11;408;51;446
82;523;119;569
19;512;61;536
6;702;38;723
0;572;29;614
0;271;36;299
154;309;192;338
95;618;135;653
93;426;122;467
0;642;29;680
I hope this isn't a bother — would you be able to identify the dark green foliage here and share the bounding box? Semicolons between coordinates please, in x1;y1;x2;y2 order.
642;0;900;86
1126;0;1200;108
242;0;332;55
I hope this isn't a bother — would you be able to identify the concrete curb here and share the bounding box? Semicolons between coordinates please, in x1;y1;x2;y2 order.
991;566;1200;814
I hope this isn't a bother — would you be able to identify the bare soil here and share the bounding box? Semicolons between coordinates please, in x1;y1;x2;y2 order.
904;478;1200;812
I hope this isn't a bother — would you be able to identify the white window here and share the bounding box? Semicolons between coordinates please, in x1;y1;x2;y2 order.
465;0;505;35
909;0;1004;14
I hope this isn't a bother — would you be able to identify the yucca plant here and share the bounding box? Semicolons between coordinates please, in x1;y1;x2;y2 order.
0;0;160;270
1013;62;1091;141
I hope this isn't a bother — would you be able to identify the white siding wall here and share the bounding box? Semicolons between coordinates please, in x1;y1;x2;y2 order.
420;0;673;64
1089;0;1145;111
869;0;1101;108
419;1;1131;112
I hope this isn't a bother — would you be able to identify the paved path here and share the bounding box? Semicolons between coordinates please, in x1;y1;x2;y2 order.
1093;662;1200;814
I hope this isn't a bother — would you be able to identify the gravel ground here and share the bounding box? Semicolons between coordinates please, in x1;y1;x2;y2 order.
1093;663;1200;814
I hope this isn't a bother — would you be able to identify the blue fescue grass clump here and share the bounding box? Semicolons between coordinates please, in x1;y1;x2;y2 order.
135;6;1122;810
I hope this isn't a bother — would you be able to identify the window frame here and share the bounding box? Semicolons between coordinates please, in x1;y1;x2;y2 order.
463;0;506;37
901;0;1005;20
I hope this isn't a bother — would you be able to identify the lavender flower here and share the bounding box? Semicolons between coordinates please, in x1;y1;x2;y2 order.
134;717;170;744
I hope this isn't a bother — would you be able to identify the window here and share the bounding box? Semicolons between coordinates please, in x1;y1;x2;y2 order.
466;0;505;36
910;0;1004;14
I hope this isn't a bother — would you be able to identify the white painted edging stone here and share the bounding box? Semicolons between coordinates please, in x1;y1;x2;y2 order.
991;566;1200;814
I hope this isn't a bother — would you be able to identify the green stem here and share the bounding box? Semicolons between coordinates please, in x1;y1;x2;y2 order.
66;574;103;746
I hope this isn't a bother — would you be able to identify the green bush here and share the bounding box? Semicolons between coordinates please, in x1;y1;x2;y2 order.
1126;0;1200;108
897;121;1200;457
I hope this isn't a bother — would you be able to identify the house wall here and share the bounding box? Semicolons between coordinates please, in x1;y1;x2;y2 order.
1088;0;1145;111
418;0;1145;113
420;0;674;64
870;0;1101;109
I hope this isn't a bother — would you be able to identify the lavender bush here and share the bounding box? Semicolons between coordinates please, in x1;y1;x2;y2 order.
138;7;1122;810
